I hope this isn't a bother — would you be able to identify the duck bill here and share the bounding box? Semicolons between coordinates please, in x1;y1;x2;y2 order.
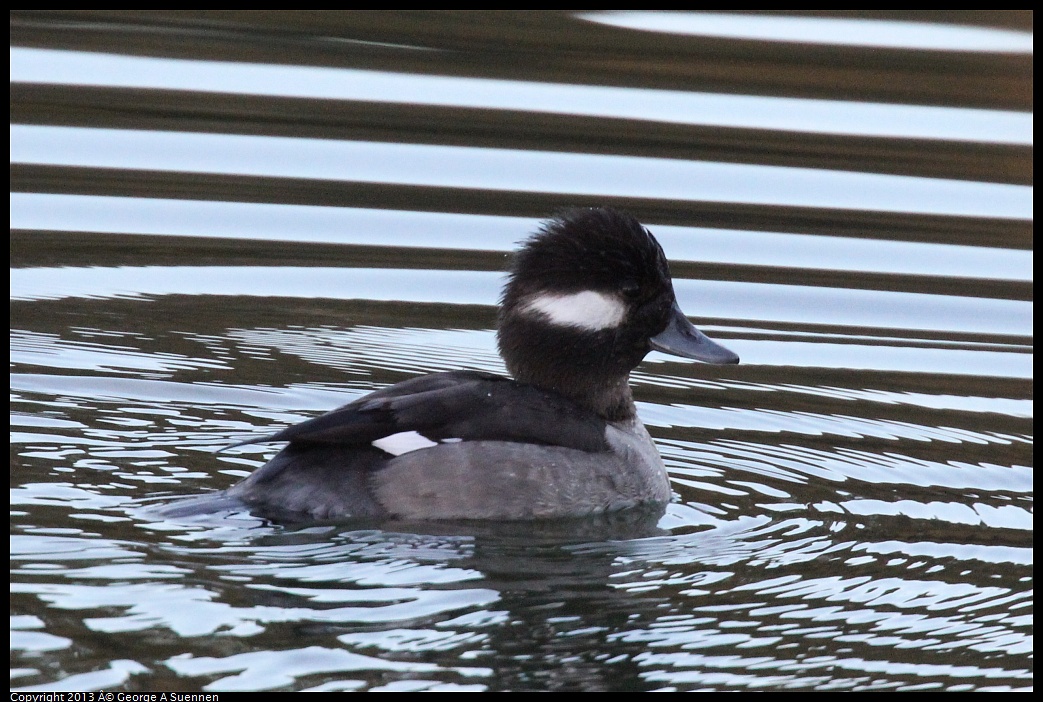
650;302;739;365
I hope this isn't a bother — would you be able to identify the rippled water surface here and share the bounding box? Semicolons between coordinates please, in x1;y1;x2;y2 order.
10;11;1032;692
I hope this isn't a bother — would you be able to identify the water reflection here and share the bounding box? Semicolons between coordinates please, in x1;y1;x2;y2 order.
12;193;1033;280
11;46;1032;142
582;11;1035;53
15;504;1031;691
12;125;1033;217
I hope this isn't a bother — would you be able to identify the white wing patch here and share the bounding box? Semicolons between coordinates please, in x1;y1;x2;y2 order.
372;430;438;456
520;291;626;331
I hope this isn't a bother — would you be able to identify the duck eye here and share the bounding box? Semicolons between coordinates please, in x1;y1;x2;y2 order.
621;281;642;300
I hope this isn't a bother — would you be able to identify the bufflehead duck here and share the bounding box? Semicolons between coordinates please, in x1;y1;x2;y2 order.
214;208;739;522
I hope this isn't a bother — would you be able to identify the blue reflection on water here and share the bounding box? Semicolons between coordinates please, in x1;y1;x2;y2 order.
11;126;1033;218
11;193;1034;281
11;47;1033;143
581;11;1034;54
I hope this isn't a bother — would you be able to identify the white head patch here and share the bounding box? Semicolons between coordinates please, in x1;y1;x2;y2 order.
519;291;627;331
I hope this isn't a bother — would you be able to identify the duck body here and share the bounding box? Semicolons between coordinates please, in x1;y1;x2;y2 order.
226;370;670;521
196;208;739;522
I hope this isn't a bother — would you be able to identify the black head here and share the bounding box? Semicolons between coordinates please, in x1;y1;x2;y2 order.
503;208;671;303
497;208;737;419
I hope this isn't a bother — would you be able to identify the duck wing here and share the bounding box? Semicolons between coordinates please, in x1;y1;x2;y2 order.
231;371;610;454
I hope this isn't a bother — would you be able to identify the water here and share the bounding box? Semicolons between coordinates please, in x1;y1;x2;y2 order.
10;10;1032;692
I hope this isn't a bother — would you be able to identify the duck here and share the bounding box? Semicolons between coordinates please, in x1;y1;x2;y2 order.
189;207;739;522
